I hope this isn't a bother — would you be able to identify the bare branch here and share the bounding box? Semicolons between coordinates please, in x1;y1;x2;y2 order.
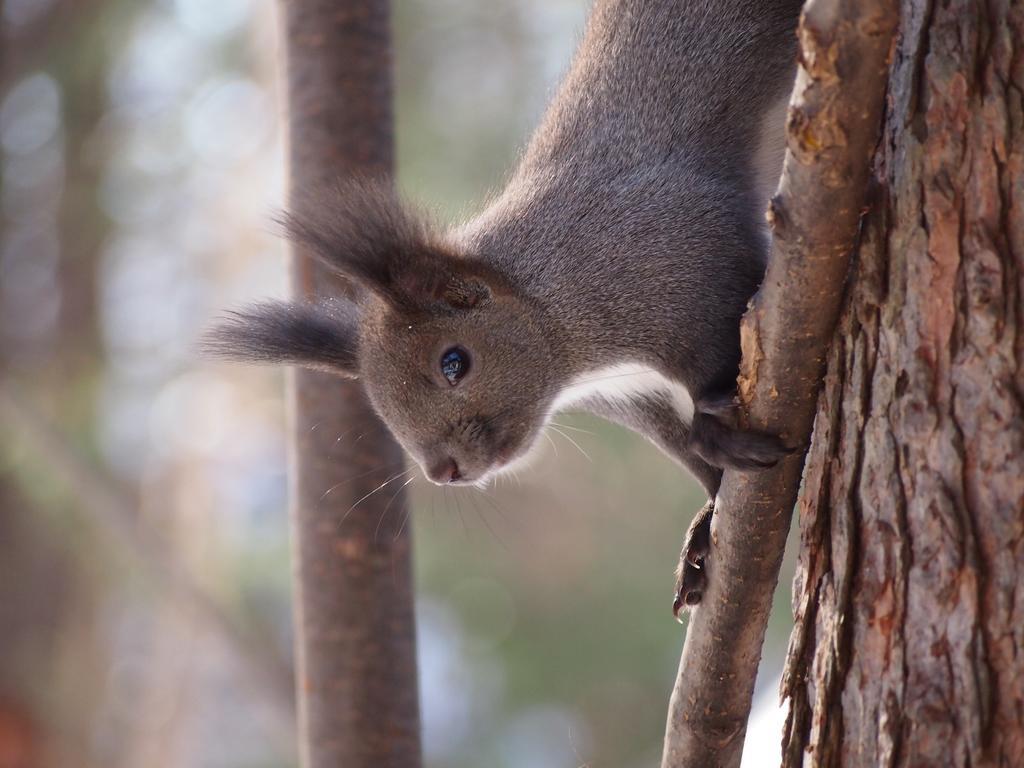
660;1;899;766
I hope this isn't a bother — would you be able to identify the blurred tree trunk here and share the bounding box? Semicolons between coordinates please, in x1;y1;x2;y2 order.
279;2;421;767
1;3;121;767
781;1;1024;766
0;479;74;768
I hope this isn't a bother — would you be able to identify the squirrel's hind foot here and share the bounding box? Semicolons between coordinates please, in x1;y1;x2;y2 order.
672;499;715;619
688;398;794;470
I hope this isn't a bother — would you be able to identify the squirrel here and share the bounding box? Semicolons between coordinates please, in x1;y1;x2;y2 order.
206;0;802;616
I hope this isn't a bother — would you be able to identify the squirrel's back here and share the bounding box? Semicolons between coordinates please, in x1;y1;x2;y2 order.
519;0;801;180
460;0;801;258
455;0;801;386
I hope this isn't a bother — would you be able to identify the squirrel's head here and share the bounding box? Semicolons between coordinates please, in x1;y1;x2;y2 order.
205;180;568;485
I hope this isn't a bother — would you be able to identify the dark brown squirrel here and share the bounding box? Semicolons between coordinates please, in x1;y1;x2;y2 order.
205;0;803;615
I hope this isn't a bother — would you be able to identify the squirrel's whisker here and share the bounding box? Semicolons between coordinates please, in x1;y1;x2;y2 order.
549;425;593;463
339;467;414;526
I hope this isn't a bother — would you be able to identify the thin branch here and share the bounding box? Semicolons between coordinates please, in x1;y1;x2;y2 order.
0;383;296;749
660;1;899;766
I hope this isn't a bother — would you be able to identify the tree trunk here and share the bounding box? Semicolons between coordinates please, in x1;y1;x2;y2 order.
280;2;421;767
781;1;1024;766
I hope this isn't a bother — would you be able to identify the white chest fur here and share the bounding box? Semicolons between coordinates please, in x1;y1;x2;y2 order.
551;362;695;423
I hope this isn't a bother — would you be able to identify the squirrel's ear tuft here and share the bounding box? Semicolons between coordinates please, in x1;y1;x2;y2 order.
280;178;498;312
201;300;359;378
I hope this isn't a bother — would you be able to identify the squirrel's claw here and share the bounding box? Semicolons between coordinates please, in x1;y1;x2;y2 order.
673;499;715;620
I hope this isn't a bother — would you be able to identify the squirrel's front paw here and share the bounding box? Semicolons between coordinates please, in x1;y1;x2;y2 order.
672;499;714;619
689;404;793;471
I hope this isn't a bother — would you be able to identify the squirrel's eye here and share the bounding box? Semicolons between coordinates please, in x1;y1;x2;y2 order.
440;347;470;386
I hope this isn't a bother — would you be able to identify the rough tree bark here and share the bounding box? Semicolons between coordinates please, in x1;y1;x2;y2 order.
280;2;421;767
661;0;898;766
782;1;1024;766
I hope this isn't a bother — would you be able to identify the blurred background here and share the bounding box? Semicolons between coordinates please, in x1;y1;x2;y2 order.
0;1;796;766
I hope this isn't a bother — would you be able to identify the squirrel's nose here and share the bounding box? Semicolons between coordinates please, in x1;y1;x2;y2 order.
427;457;462;484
